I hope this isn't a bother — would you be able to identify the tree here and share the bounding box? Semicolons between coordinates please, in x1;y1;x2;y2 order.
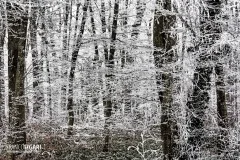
186;0;225;158
153;0;179;159
61;0;71;112
103;0;120;152
0;1;5;127
31;1;44;118
7;1;28;159
66;0;89;136
121;0;147;116
89;0;100;110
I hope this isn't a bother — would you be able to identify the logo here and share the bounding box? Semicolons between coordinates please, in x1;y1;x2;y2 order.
1;144;45;153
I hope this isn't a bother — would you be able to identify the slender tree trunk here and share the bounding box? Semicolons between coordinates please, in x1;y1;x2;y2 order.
89;0;100;109
187;0;222;158
121;0;146;116
0;5;5;127
31;5;43;118
73;2;80;42
100;0;109;60
67;0;89;136
67;0;73;51
103;0;119;152
122;0;146;66
47;10;56;120
153;0;178;159
107;0;112;33
61;0;70;112
46;56;52;119
131;0;146;38
39;7;49;118
90;1;99;63
120;0;128;68
7;2;28;159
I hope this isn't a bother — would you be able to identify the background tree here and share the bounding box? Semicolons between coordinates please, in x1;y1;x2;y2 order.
153;0;179;159
186;0;225;158
67;0;89;136
103;0;120;152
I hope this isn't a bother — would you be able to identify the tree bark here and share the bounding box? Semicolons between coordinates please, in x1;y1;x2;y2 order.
89;0;100;109
61;0;70;113
215;61;228;155
31;3;44;118
73;2;80;42
121;0;146;116
0;3;5;127
187;0;223;158
122;0;146;66
100;0;109;61
7;2;28;159
153;0;178;159
67;0;89;136
131;0;146;38
103;0;119;152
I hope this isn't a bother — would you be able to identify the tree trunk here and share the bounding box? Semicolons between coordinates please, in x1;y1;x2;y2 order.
120;0;128;68
31;4;44;118
122;0;146;66
103;0;119;152
61;0;70;113
187;0;223;158
90;0;99;63
67;0;73;51
7;2;28;159
131;0;146;38
0;4;5;127
46;55;52;119
67;0;89;136
89;0;100;110
100;0;109;61
73;2;80;42
121;0;146;116
153;0;178;159
215;61;228;155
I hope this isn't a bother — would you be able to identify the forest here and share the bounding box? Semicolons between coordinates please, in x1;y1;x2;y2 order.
0;0;239;159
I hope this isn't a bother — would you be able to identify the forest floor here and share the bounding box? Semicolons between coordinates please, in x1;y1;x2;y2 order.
0;122;162;160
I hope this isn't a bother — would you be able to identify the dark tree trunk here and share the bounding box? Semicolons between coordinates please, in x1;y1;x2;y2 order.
120;0;128;68
107;0;112;33
216;63;227;128
90;0;99;63
67;0;89;136
103;0;119;152
7;2;28;159
100;0;109;61
187;0;223;158
153;0;178;159
46;56;52;119
215;61;228;154
73;2;80;42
